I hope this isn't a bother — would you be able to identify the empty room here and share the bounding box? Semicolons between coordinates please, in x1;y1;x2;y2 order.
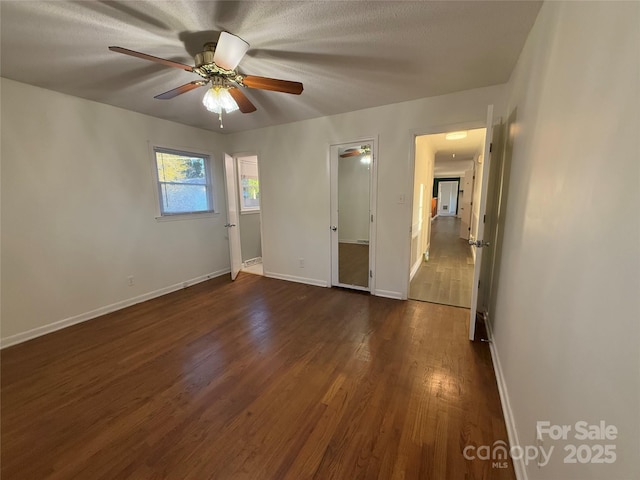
1;2;638;480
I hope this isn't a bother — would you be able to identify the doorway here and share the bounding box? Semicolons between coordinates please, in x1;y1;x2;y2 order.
408;106;500;340
437;180;459;217
409;128;486;309
330;140;377;291
223;153;263;280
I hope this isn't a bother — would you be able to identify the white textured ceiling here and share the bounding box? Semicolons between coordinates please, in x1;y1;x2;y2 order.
428;128;487;161
422;128;485;176
0;1;541;134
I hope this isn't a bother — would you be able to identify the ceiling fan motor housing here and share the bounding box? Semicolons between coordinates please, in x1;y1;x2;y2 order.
193;42;243;85
194;43;216;68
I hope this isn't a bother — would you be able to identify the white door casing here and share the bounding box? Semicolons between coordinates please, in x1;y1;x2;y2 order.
330;139;377;291
459;167;474;239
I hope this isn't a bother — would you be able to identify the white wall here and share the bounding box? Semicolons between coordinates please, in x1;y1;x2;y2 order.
225;85;505;297
1;78;231;345
239;213;261;262
337;155;371;243
491;2;640;479
412;136;435;273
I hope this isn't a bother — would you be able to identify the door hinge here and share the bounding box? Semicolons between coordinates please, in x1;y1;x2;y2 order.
370;270;373;278
483;214;486;223
468;227;471;231
489;142;493;153
478;280;481;288
371;214;374;222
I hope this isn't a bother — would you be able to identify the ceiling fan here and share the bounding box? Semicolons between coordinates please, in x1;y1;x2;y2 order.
340;145;371;158
109;32;303;127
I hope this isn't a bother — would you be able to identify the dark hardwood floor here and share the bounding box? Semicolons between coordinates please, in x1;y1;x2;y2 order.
410;217;475;308
338;242;369;287
1;274;514;479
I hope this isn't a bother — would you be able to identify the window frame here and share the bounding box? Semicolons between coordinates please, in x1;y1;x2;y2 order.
236;155;261;214
151;145;216;219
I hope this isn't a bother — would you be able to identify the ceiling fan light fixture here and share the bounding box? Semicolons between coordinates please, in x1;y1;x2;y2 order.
213;32;250;70
202;85;239;128
445;131;468;140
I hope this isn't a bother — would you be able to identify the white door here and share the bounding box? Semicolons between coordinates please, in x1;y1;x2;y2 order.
330;140;376;291
223;153;242;280
459;168;474;239
469;105;494;340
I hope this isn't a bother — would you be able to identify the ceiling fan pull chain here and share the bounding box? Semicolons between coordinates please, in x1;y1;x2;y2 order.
219;111;223;129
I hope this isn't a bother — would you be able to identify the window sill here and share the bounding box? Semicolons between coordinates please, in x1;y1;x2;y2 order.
155;211;218;222
240;210;261;215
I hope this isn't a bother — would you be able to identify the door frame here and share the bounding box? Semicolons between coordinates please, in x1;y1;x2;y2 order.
406;119;486;300
407;111;499;342
328;137;378;292
224;151;265;278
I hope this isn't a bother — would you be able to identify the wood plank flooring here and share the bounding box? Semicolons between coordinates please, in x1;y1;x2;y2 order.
1;274;514;479
409;217;475;308
338;242;369;287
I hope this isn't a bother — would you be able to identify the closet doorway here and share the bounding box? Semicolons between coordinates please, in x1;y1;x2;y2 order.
329;140;377;292
223;153;263;279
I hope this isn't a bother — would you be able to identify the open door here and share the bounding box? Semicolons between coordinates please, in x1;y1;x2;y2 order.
223;153;242;280
459;167;474;239
469;105;494;340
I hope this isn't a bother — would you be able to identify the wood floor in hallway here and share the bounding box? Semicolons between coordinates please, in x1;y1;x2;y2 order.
410;216;476;308
1;274;514;480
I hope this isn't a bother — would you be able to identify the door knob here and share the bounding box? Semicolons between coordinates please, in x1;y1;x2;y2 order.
331;226;337;231
224;223;236;228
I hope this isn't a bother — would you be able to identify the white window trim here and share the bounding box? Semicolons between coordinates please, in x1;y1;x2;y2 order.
149;142;218;220
236;155;260;213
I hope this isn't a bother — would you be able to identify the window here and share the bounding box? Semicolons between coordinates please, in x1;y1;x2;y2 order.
237;156;260;212
153;147;214;216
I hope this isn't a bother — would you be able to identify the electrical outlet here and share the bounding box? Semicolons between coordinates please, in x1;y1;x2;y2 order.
127;275;134;286
298;258;305;268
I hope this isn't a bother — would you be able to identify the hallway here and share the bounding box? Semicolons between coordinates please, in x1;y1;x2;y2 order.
409;216;475;308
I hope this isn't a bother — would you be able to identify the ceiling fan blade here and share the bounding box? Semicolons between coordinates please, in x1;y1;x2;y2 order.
228;88;257;113
109;46;193;72
154;81;206;100
242;76;303;95
340;150;363;158
213;32;250;70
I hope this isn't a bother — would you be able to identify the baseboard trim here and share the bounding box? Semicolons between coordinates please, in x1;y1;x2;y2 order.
264;272;329;288
0;268;231;349
374;289;404;300
485;318;527;480
338;239;370;245
242;257;262;268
